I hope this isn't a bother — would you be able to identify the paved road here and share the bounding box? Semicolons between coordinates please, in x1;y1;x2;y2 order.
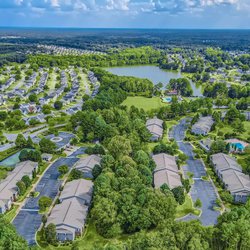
171;119;220;226
12;156;79;245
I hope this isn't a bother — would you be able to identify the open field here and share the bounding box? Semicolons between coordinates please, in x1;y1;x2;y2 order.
122;96;166;111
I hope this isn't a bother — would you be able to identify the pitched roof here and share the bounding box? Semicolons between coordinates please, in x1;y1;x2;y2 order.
154;170;182;189
152;153;182;189
0;161;38;200
152;153;178;173
211;153;242;173
60;179;93;204
146;118;163;128
75;155;101;171
47;197;88;231
221;169;250;195
192;116;214;133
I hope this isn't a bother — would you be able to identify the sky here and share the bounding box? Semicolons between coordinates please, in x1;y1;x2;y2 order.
0;0;250;29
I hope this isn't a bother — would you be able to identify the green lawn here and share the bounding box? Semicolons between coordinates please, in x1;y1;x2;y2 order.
37;220;128;250
216;121;250;141
122;96;166;111
3;205;18;222
0;168;8;180
175;195;201;218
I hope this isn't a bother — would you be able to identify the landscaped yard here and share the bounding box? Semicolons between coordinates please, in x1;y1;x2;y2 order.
175;195;201;218
0;168;8;180
3;205;18;222
122;96;166;111
37;220;128;250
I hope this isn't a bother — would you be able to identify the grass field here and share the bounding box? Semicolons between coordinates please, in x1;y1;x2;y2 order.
122;96;166;111
175;195;201;218
217;121;250;141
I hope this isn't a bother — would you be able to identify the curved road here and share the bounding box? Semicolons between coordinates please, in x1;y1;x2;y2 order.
171;118;220;226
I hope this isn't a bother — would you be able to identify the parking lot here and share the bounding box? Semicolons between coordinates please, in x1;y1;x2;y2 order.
12;156;79;245
173;120;220;226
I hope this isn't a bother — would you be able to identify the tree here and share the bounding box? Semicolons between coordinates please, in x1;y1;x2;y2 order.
15;134;27;149
92;164;102;179
54;100;63;110
69;169;82;180
44;223;57;245
0;111;7;121
42;215;47;225
107;135;132;159
39;138;57;153
210;140;228;154
171;186;185;205
0;217;28;250
38;196;52;211
194;198;202;208
21;175;32;189
28;94;37;103
26;136;33;148
19;149;41;162
182;179;191;193
58;165;69;176
16;180;26;195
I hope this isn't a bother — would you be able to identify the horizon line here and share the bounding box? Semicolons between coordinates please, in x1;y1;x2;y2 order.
0;26;250;31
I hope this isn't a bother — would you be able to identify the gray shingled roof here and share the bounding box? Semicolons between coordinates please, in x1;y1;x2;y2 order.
221;169;250;195
60;179;93;205
192;116;214;134
152;153;182;189
211;153;242;173
146;118;164;139
0;161;38;201
152;153;178;173
47;197;88;233
146;118;163;127
75;155;101;172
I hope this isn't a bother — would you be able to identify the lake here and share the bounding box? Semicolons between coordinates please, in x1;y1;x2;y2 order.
105;65;203;97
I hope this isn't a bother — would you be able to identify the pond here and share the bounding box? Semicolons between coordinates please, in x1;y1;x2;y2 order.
0;151;22;168
105;65;203;97
0;149;33;168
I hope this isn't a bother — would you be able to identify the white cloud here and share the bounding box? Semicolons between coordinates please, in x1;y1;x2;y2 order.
106;0;130;10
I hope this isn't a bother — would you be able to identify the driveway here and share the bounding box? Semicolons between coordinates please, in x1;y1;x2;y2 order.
172;119;220;226
12;156;79;245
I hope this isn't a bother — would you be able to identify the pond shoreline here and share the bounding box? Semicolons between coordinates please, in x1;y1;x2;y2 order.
105;65;203;97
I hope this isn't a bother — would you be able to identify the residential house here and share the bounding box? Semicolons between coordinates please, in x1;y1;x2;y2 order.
152;153;182;189
0;161;38;214
46;198;88;241
59;179;93;206
75;155;102;179
191;116;214;135
46;179;93;241
210;153;250;203
146;118;164;141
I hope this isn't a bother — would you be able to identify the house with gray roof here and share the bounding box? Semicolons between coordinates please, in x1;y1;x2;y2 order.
211;153;250;203
146;118;164;141
152;153;182;189
47;179;93;241
75;155;102;179
60;179;93;206
46;197;88;241
191;116;214;135
0;161;38;214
